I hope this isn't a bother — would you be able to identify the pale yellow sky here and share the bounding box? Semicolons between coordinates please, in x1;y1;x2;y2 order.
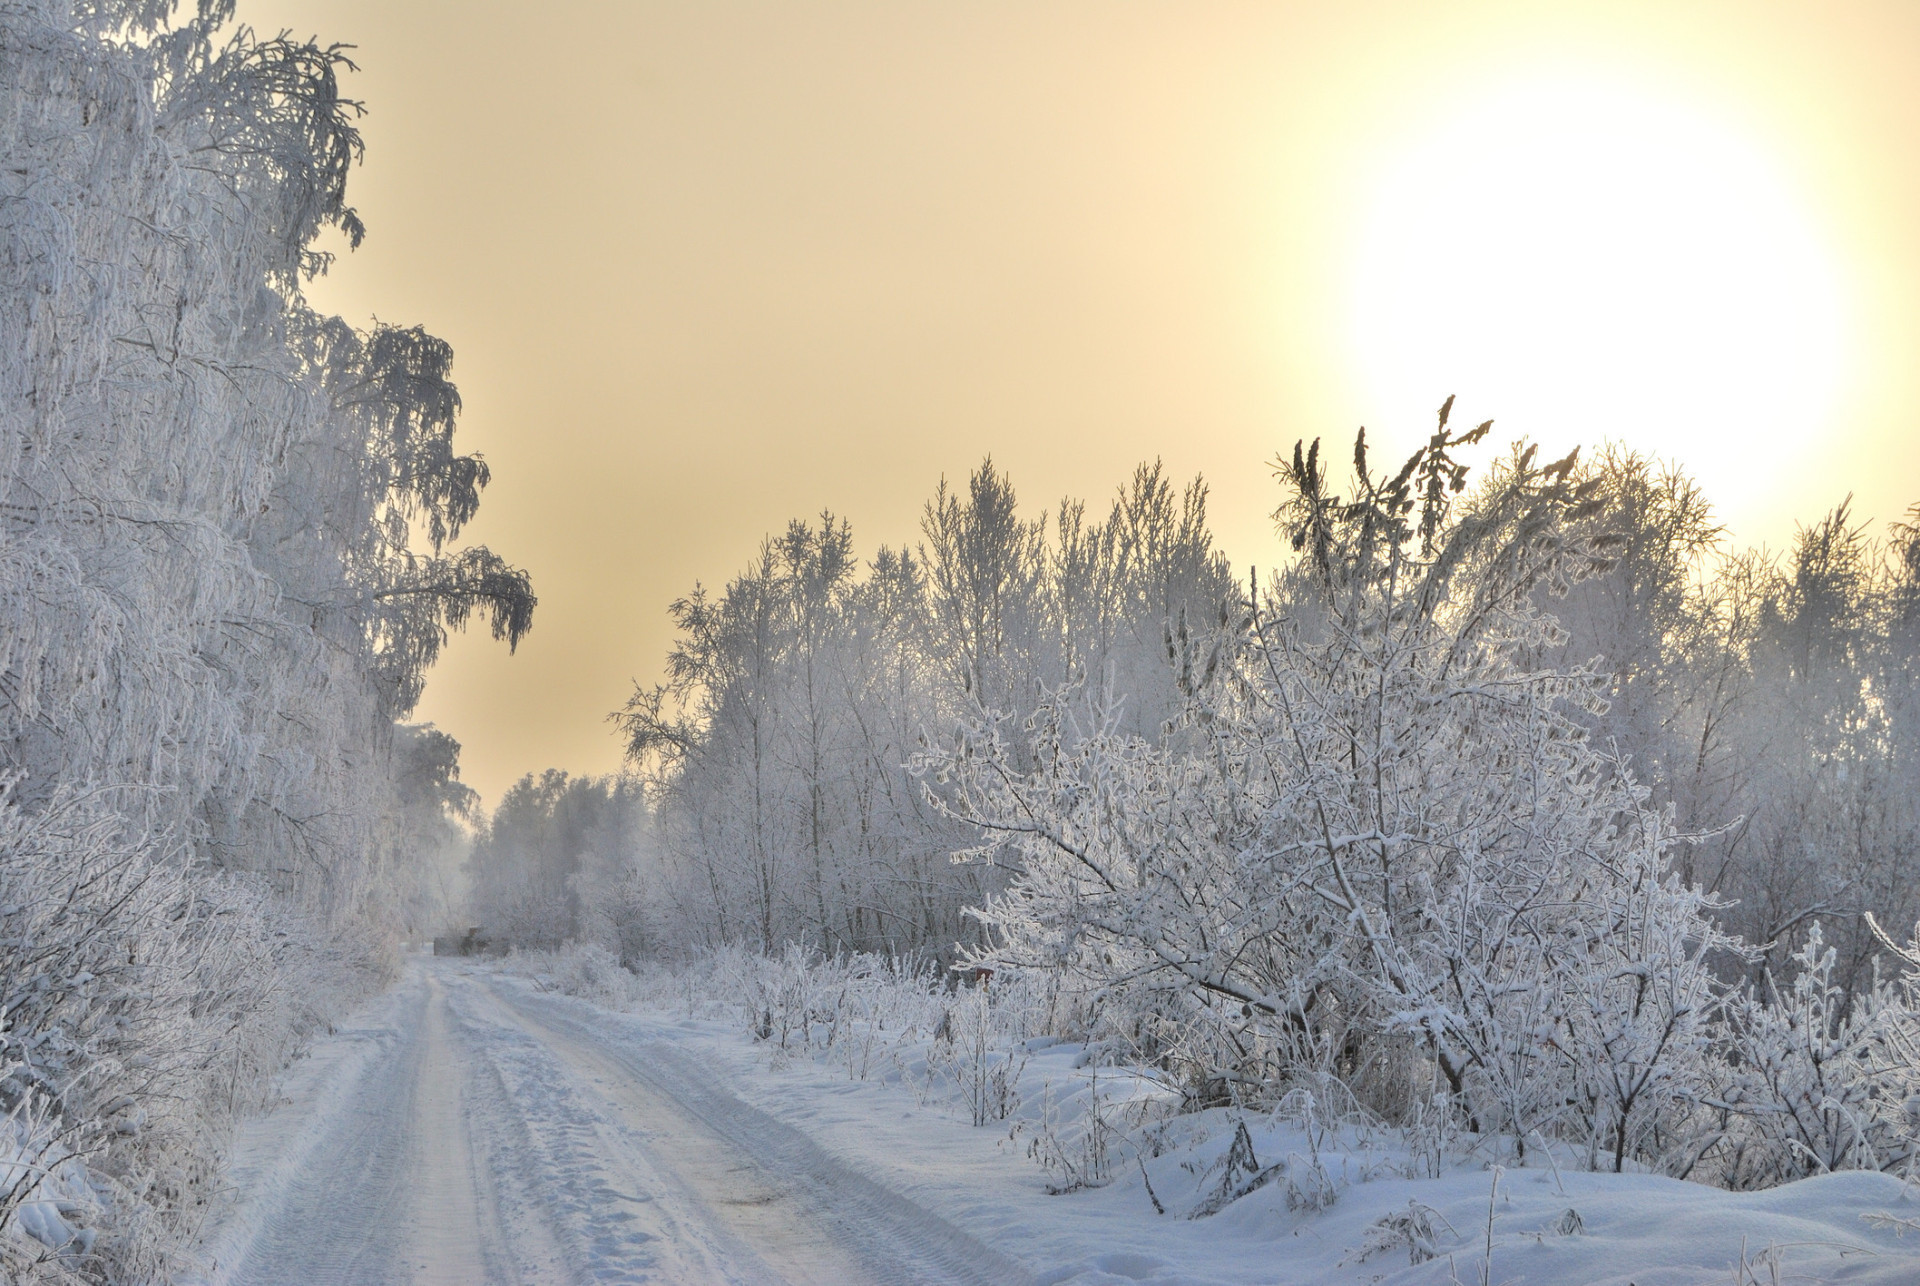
240;1;1920;806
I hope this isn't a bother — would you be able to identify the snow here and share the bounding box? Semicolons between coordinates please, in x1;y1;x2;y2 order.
602;999;1920;1285
191;956;1920;1285
190;982;425;1284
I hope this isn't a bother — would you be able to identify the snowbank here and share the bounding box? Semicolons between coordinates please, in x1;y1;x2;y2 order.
505;946;1920;1284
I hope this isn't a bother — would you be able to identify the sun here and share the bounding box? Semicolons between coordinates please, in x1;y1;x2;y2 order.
1348;75;1848;507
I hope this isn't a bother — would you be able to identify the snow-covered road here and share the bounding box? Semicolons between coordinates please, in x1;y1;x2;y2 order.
202;960;1029;1286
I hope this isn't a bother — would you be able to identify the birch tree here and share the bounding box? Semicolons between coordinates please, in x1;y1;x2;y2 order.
2;2;530;1272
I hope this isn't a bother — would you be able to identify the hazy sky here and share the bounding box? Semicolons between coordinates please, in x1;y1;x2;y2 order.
239;1;1920;807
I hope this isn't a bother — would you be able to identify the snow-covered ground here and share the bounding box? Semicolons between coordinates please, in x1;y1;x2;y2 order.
193;957;1920;1285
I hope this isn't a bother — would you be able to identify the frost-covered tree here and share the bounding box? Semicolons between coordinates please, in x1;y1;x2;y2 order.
621;518;979;954
1547;473;1920;1010
616;460;1233;960
1;1;530;881
385;723;481;937
1;1;530;1273
1730;507;1920;997
466;771;647;955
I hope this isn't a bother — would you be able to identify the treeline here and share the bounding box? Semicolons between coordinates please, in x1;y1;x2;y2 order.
615;460;1237;958
465;769;646;957
468;460;1232;960
1541;457;1920;999
507;434;1920;999
2;3;525;1278
478;405;1920;1187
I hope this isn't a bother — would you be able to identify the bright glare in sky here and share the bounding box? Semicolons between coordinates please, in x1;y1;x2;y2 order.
1350;76;1849;509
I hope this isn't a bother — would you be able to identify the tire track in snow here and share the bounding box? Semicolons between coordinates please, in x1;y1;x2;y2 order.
410;974;491;1286
213;968;534;1286
477;975;1035;1286
452;977;868;1285
218;973;511;1286
441;977;683;1283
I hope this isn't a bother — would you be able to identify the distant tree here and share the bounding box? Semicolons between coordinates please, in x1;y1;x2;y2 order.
615;459;1233;960
386;724;481;936
466;771;648;954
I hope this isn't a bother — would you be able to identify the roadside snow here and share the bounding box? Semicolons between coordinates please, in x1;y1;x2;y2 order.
192;958;1920;1284
497;967;1920;1286
188;982;416;1283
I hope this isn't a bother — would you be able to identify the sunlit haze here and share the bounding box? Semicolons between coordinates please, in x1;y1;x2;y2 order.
235;0;1920;806
1351;73;1849;508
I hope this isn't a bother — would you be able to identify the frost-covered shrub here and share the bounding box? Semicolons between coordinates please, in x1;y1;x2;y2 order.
0;787;377;1280
724;946;954;1062
928;983;1029;1126
510;940;963;1075
1022;1068;1122;1194
1712;922;1920;1188
505;943;641;1010
927;411;1734;1171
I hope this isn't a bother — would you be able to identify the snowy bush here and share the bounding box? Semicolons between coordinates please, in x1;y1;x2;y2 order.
926;410;1736;1171
928;982;1030;1126
505;942;641;1010
0;786;377;1279
1709;922;1920;1188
